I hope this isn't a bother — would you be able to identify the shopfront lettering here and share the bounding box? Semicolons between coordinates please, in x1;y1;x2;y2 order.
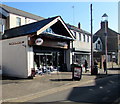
9;41;24;45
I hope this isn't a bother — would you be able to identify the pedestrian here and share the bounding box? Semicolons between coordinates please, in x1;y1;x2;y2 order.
84;60;88;73
94;60;98;66
103;59;106;72
94;60;98;74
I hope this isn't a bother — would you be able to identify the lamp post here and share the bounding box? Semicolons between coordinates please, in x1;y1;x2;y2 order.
102;13;108;74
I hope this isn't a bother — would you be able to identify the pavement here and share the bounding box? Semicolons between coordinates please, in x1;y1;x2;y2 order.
1;67;120;103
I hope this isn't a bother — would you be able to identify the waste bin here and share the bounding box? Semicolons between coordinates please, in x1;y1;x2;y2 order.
93;65;98;75
71;64;82;81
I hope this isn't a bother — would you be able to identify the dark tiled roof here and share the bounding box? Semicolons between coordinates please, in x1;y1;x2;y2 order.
2;16;73;40
0;4;44;20
67;24;91;36
94;28;119;42
93;27;119;51
2;16;57;39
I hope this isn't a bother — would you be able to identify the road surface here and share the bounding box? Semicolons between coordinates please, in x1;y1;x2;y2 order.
14;74;120;104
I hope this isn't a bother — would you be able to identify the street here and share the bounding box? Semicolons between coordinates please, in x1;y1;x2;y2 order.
2;68;120;104
25;74;120;104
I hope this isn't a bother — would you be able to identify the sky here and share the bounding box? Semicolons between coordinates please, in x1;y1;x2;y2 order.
1;1;118;34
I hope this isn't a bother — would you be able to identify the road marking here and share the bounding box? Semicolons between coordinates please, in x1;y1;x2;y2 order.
3;79;95;102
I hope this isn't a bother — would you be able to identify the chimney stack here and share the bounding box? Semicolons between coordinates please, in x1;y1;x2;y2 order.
78;22;81;29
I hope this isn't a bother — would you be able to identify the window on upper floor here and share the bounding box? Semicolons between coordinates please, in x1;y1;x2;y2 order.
0;19;5;35
25;17;27;24
0;24;4;35
74;31;76;38
79;33;81;41
87;35;89;42
83;34;85;42
16;17;21;26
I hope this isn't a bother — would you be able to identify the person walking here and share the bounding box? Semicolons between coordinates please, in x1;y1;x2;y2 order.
94;60;98;74
84;60;88;73
94;60;98;66
103;59;107;74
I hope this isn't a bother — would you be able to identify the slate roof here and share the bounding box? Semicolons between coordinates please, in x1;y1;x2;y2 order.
2;16;73;40
93;28;118;43
67;24;91;36
2;16;57;39
93;27;119;52
0;4;44;20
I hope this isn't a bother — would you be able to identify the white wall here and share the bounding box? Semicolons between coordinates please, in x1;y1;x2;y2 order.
71;30;91;52
2;36;29;78
9;13;37;29
25;18;37;24
27;46;34;76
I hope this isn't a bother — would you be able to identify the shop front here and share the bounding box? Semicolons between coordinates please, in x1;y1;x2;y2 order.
30;36;69;73
2;16;74;78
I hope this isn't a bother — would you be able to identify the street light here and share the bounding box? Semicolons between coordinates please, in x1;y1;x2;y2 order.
102;13;108;74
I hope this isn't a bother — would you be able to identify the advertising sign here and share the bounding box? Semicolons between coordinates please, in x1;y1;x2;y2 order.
35;38;43;45
74;67;81;78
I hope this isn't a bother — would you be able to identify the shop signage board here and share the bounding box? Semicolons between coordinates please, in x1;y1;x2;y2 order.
74;67;81;78
72;64;82;80
35;38;43;45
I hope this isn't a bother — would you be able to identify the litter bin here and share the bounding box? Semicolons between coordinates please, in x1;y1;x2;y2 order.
93;65;98;75
71;64;82;81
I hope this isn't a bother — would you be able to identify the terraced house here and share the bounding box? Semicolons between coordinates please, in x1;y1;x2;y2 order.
67;23;91;69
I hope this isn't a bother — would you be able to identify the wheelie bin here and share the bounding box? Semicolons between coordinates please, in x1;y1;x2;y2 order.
93;65;98;75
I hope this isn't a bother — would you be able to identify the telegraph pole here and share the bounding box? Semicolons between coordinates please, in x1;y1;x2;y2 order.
90;4;94;75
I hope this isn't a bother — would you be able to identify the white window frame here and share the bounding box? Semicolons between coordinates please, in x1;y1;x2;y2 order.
16;17;21;26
